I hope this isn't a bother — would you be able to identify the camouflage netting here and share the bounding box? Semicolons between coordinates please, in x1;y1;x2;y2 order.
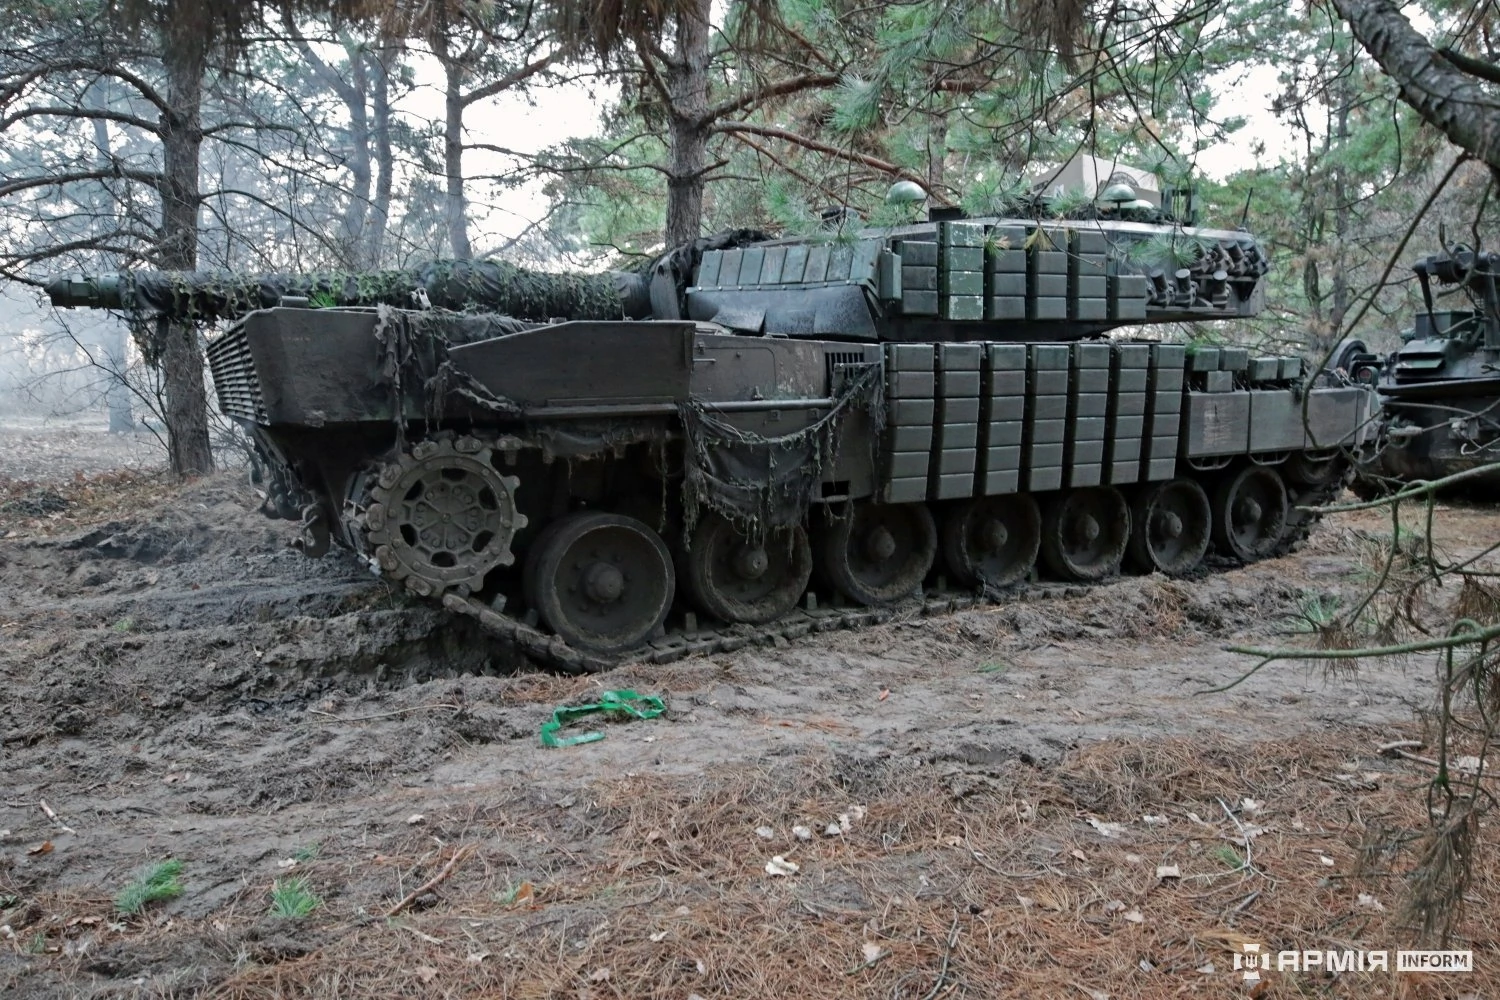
678;362;883;538
46;230;785;328
370;306;531;444
413;260;641;318
49;260;645;325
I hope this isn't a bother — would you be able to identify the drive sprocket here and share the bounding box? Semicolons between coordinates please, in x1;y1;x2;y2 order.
363;436;526;597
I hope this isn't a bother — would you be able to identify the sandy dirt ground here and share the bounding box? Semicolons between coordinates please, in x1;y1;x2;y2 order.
0;417;167;483
0;423;1495;999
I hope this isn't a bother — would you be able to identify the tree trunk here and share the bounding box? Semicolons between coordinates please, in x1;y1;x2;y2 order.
1300;155;1325;333
339;41;372;265
927;112;948;191
1329;83;1351;338
88;87;132;433
437;40;473;259
365;47;394;266
101;323;134;434
158;17;213;477
662;0;712;248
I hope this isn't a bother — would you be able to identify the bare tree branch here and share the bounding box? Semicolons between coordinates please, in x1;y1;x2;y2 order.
0;168;164;199
0;104;158;133
461;51;560;107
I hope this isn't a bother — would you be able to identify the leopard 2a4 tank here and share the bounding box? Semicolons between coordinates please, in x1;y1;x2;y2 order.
47;214;1376;670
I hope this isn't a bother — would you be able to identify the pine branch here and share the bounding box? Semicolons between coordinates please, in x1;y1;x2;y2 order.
712;121;954;206
0;105;159;134
462;52;561;107
697;72;840;127
1440;47;1500;86
0;168;164;199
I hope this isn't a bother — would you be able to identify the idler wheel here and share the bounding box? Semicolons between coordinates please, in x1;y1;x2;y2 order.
1039;487;1130;581
529;512;674;654
817;501;937;605
364;436;525;596
1211;465;1289;562
941;495;1041;590
682;514;813;624
1126;478;1211;575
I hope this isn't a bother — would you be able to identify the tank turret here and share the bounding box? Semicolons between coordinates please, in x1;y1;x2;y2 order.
679;216;1269;342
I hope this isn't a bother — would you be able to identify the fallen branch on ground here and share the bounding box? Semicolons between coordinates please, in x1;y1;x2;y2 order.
385;844;477;918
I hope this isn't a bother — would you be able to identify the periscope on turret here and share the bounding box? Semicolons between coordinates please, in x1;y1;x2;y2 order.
43;202;1378;670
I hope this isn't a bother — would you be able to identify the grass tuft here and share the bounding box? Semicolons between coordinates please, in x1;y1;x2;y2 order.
270;876;321;919
115;859;184;916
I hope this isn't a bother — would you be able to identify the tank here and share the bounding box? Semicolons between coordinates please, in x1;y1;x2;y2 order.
48;214;1378;670
1329;245;1500;496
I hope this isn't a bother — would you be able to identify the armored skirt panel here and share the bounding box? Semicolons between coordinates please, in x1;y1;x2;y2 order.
878;340;1374;503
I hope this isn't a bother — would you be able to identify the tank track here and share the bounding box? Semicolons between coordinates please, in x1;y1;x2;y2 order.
439;473;1347;675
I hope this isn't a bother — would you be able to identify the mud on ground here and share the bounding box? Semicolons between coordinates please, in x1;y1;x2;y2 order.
0;425;1495;998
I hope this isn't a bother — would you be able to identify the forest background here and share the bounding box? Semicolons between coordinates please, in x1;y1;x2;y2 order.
0;0;1496;475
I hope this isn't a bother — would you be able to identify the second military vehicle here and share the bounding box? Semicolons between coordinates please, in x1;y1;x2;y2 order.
1331;244;1500;496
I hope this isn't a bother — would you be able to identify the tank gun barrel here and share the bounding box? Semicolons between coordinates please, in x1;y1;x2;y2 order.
45;260;652;324
45;273;132;310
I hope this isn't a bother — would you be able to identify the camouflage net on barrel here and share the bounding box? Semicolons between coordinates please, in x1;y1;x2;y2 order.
87;260;636;325
677;362;883;539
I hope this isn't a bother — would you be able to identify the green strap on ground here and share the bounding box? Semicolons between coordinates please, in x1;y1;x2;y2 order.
539;689;666;747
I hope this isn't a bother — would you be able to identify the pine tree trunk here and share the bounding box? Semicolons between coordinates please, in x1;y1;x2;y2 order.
663;0;712;248
340;44;372;265
1333;0;1500;171
1329;81;1351;338
89;88;132;433
927;113;948;191
365;48;394;266
158;20;213;477
101;324;134;434
440;49;473;258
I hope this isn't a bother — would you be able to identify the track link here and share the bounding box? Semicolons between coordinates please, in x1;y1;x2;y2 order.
444;586;1016;674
